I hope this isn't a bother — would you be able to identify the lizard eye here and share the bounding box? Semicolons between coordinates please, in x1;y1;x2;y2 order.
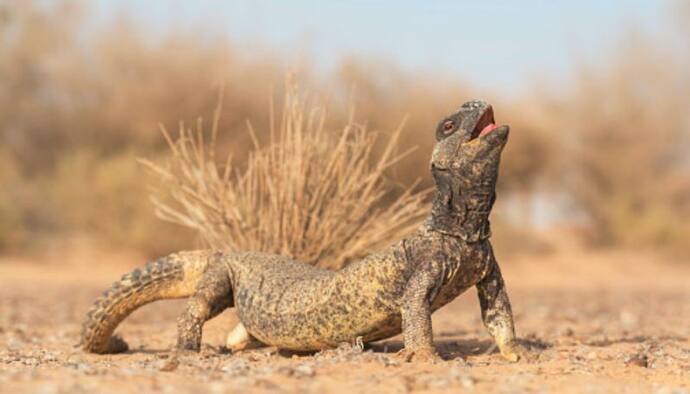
442;120;455;134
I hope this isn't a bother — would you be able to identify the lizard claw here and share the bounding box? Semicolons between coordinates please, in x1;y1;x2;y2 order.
499;342;536;362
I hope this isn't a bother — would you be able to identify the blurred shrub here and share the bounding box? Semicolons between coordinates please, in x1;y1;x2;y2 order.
47;150;195;256
541;30;690;254
0;0;688;257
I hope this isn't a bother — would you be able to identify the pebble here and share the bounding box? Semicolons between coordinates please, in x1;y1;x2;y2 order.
221;358;250;376
425;377;449;389
159;357;179;372
626;353;649;368
382;356;400;367
460;375;476;390
292;363;315;378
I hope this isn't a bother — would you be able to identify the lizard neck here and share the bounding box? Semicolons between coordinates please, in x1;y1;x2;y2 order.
428;186;495;242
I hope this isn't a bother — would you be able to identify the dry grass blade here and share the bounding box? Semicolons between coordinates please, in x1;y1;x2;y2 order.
146;82;430;269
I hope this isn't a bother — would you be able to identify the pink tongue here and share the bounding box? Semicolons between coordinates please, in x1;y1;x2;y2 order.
479;123;497;137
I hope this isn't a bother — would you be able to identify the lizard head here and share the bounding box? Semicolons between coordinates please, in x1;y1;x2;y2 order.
428;100;509;241
430;99;509;189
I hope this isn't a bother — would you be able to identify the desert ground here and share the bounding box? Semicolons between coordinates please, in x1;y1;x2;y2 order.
1;240;688;394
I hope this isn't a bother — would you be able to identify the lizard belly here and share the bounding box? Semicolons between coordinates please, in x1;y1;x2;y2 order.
238;281;401;350
254;307;400;350
234;249;407;351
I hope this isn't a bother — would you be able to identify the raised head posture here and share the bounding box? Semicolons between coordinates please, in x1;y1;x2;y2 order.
80;100;524;362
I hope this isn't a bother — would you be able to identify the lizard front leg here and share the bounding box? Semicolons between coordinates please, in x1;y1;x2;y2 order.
399;262;443;362
476;249;522;362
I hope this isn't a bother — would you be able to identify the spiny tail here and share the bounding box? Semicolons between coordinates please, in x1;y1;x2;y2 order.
79;250;213;354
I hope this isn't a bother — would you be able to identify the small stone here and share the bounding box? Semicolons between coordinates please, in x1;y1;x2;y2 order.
120;367;136;376
586;351;597;360
75;363;94;374
460;375;475;389
382;357;400;367
426;377;449;389
7;337;22;351
159;357;179;372
626;353;649;368
293;364;314;378
221;358;250;376
560;327;575;337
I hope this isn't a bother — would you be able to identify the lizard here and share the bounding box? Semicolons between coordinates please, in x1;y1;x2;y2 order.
79;100;526;362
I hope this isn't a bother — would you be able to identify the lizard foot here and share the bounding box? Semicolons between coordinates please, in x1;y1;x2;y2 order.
176;337;201;352
397;347;442;363
162;346;212;371
102;335;129;354
499;342;535;362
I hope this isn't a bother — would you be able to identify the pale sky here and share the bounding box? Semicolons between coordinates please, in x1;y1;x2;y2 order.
94;0;673;94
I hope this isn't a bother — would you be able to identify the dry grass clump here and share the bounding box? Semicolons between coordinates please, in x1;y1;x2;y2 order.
142;84;430;269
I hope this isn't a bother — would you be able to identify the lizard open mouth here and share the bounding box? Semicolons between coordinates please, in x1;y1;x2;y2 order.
470;106;498;140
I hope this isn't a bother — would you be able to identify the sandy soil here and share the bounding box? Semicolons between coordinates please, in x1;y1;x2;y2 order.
1;244;689;394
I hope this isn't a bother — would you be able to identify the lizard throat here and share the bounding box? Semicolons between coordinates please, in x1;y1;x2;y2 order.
428;186;495;242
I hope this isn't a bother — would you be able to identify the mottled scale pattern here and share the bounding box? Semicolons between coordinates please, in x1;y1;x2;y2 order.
227;247;410;350
79;250;213;354
79;100;527;362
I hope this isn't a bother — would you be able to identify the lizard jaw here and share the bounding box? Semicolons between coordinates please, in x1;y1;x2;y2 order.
470;106;498;140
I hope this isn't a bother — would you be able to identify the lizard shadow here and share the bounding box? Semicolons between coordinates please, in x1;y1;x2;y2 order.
224;339;497;360
368;339;494;360
127;337;551;361
370;336;552;361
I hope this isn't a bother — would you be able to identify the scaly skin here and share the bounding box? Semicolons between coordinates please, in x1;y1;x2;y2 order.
80;100;525;361
79;251;211;354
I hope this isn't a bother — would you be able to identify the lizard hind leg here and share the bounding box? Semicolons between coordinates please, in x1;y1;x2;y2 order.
176;259;234;351
80;251;211;354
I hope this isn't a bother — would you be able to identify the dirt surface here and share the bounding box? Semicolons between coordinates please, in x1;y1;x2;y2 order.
1;243;689;393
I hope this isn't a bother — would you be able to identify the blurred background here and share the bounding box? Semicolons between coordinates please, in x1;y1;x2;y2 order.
1;0;689;261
